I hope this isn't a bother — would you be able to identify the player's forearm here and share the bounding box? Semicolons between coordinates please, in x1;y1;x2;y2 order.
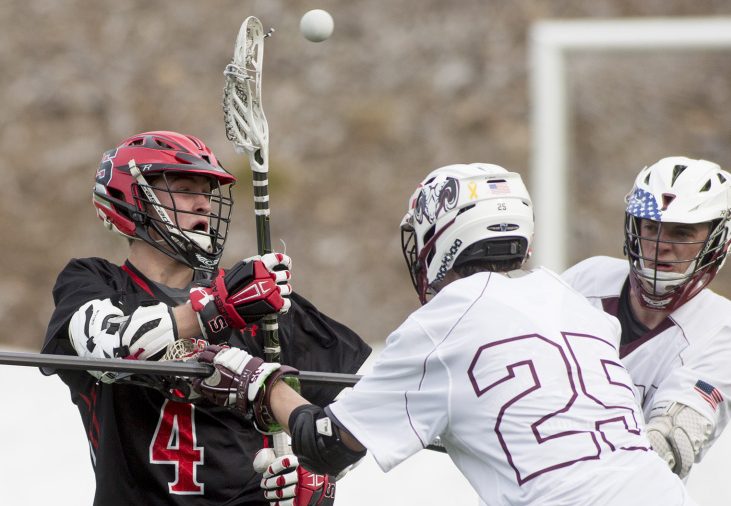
172;303;206;340
270;379;310;433
270;380;366;453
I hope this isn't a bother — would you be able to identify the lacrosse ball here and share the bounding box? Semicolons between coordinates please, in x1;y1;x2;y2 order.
300;9;334;42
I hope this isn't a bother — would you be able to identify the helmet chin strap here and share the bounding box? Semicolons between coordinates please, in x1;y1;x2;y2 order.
128;160;213;253
637;258;697;297
187;232;213;253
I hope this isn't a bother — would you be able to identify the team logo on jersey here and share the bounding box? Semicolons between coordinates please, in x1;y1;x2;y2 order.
414;177;459;225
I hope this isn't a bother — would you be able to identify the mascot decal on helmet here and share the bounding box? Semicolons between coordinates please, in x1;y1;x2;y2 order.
414;177;460;225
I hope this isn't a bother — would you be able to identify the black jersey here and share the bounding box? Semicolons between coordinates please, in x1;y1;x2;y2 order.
42;257;371;506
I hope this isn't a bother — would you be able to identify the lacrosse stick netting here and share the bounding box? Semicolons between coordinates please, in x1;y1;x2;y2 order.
223;16;290;455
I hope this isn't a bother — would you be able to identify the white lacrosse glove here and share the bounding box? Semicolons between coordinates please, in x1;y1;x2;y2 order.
69;299;177;382
646;402;713;479
255;449;336;506
110;302;178;360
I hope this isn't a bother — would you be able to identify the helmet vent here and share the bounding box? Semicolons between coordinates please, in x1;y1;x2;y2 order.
487;223;520;232
457;204;475;216
152;138;175;150
423;224;436;245
671;164;687;186
718;173;727;184
188;136;204;150
700;179;712;192
661;193;676;210
201;154;211;164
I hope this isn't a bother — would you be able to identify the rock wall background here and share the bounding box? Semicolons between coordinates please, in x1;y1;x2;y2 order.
2;0;731;349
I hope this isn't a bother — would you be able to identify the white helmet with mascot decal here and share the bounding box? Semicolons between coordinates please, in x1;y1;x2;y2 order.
624;156;731;311
401;163;534;304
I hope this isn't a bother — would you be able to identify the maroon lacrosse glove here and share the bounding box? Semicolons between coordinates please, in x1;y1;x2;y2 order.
190;253;292;343
191;345;298;432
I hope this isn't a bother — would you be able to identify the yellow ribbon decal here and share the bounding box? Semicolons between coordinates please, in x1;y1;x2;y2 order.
468;181;478;200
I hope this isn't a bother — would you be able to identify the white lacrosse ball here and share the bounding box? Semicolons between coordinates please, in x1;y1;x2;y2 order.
300;9;334;42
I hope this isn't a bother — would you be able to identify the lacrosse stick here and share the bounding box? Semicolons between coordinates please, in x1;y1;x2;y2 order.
222;16;292;456
0;351;447;453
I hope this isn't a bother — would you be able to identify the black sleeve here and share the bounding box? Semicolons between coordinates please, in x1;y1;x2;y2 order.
42;258;128;355
278;292;371;406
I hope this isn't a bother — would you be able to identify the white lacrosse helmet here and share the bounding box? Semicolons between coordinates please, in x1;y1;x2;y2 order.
401;163;534;304
624;156;731;310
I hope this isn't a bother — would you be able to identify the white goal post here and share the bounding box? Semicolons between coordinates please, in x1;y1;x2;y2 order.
529;17;731;272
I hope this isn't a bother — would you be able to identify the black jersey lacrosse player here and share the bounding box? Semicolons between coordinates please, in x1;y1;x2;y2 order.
42;130;370;506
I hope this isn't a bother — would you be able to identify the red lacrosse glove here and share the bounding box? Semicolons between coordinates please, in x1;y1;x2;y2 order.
256;451;335;506
190;253;292;343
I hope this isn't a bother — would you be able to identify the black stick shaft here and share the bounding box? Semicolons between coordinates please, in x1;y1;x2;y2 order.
0;351;361;387
252;164;272;253
252;167;280;364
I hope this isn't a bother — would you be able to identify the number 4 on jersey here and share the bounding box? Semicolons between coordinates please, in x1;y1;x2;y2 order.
150;400;205;495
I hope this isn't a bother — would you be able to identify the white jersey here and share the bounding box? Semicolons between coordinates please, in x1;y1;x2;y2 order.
562;256;731;461
329;268;692;505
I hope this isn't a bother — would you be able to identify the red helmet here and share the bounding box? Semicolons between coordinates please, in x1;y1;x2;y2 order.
93;131;236;273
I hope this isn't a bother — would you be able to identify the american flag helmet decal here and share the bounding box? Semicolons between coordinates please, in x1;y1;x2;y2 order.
626;187;662;220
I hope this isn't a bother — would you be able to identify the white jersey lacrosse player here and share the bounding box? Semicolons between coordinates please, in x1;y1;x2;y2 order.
190;163;695;506
563;156;731;480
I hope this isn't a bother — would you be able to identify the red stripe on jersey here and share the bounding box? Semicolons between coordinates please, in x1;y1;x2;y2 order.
121;264;155;297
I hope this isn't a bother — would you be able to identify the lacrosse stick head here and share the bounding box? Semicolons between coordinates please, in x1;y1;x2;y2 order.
161;338;197;361
223;16;270;172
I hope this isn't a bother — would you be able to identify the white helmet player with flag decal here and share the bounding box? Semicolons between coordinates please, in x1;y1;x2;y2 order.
624;156;731;311
563;156;731;482
400;163;534;304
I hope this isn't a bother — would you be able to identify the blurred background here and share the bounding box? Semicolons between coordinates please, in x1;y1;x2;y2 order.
3;1;731;505
2;0;731;350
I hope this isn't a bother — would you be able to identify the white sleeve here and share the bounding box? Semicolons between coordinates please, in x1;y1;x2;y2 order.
328;316;449;473
68;299;177;381
649;327;731;459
